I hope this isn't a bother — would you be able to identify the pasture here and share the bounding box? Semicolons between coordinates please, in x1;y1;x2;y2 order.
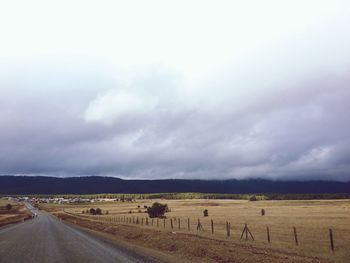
42;199;350;262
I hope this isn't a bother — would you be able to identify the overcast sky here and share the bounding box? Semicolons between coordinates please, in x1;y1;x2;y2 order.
0;1;350;181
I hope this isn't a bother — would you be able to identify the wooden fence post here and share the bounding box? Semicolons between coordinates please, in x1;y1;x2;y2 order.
266;226;271;243
170;218;173;229
146;217;148;226
211;219;214;234
197;219;204;231
188;218;190;231
240;224;254;240
329;229;334;251
293;226;298;246
178;218;181;230
163;218;166;228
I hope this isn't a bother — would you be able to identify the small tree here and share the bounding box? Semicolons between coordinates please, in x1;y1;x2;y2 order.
203;209;209;217
147;202;169;218
96;208;102;215
90;208;96;215
6;204;12;211
249;195;257;201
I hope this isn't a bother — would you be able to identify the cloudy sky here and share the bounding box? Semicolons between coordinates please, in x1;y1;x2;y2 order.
0;1;350;181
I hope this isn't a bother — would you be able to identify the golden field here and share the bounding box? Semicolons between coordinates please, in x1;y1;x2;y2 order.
41;199;350;263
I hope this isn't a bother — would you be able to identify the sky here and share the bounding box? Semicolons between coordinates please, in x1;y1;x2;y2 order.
0;0;350;181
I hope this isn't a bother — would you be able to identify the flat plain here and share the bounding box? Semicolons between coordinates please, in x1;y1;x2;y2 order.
40;199;350;263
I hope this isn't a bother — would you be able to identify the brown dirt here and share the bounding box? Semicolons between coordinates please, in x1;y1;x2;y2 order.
53;212;335;263
0;204;32;228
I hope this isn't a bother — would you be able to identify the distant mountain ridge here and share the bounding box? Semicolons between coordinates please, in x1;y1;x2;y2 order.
0;175;349;195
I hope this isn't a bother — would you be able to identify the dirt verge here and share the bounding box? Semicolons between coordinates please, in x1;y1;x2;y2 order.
0;204;32;228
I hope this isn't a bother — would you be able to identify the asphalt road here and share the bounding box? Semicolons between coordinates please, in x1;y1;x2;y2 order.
0;204;156;263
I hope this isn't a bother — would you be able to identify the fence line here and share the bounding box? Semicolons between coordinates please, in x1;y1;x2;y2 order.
65;211;339;253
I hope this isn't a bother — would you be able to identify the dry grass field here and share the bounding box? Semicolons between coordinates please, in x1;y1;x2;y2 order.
41;199;350;263
0;199;31;227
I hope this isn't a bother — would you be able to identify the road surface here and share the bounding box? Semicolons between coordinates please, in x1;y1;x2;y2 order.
0;204;157;263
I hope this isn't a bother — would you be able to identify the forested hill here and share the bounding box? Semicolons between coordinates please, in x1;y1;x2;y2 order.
0;176;349;195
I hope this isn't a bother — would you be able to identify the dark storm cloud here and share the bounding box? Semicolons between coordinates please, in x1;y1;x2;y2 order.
0;60;349;181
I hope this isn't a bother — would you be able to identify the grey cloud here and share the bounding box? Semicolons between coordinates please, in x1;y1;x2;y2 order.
0;60;350;181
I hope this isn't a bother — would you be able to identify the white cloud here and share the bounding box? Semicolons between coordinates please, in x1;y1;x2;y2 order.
84;89;156;124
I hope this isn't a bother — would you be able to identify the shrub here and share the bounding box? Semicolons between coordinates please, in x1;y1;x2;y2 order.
106;210;109;215
96;208;102;215
129;210;132;214
261;209;265;216
203;209;209;217
147;202;169;218
89;208;96;215
143;205;148;209
82;210;85;214
6;204;12;211
249;195;257;201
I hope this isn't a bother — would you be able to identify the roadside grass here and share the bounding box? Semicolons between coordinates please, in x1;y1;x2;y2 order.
0;199;32;227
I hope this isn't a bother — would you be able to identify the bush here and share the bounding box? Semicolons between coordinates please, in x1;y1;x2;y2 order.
143;205;148;209
249;195;257;201
82;210;85;214
129;210;132;214
89;208;96;215
106;210;109;215
147;202;169;218
203;209;209;217
6;204;12;211
96;208;102;215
